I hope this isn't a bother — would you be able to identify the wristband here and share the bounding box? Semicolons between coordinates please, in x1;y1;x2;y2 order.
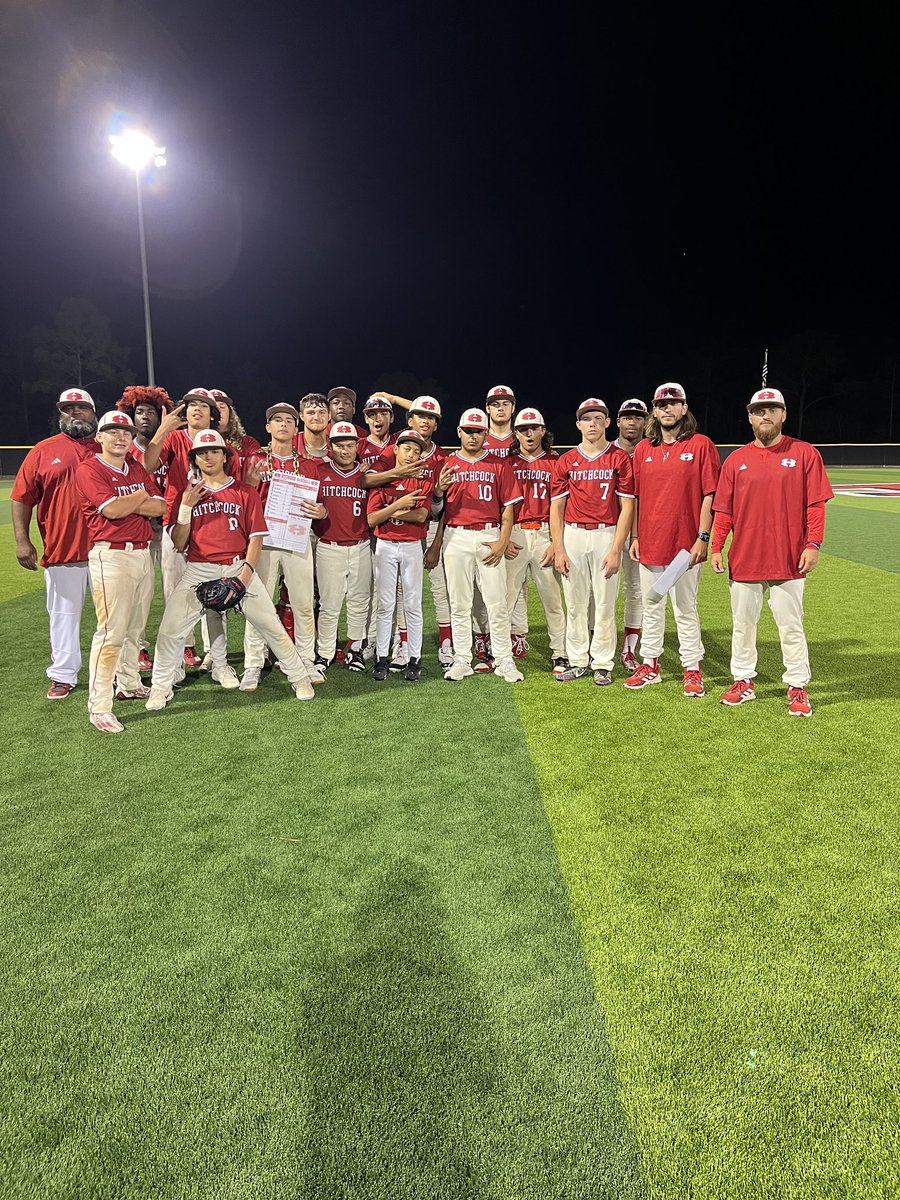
177;504;193;525
696;531;710;543
805;541;821;550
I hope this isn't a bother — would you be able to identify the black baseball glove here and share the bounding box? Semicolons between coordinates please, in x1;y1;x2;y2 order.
194;575;247;613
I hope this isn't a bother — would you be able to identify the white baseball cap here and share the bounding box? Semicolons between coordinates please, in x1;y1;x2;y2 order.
576;398;609;418
748;388;786;411
514;407;546;428
191;429;227;450
653;382;687;404
328;421;359;440
97;410;137;434
410;395;442;418
618;398;648;416
486;385;515;402
363;395;393;412
459;408;489;430
57;388;95;411
182;388;214;406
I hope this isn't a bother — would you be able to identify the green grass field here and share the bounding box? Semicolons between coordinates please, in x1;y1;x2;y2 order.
1;471;898;1199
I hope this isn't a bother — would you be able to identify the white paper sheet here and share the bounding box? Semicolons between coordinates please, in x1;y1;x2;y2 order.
264;472;320;554
649;547;693;597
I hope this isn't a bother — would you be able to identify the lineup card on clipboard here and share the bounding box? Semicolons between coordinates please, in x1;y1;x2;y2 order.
264;472;320;554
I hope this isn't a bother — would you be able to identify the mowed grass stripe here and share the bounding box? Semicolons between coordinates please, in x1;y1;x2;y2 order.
823;499;900;573
515;550;900;1199
0;588;645;1198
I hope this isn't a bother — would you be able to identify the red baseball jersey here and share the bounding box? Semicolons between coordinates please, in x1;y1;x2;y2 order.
313;460;370;543
509;452;558;523
712;437;833;582
11;433;94;565
130;439;168;495
247;449;321;507
484;430;515;459
170;480;268;564
359;433;397;471
632;434;720;565
442;453;523;526
552;443;635;525
292;430;330;458
234;434;261;472
160;429;243;518
367;475;435;542
75;454;162;545
368;441;447;497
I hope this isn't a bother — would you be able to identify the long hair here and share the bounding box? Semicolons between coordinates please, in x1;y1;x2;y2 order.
116;385;173;417
217;401;247;449
509;429;555;457
643;407;698;446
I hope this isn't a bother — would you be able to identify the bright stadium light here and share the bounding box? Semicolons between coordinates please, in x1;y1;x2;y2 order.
110;128;166;386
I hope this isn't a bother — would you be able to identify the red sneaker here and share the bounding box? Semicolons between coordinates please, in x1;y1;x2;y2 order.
47;681;74;700
682;669;705;698
511;633;528;659
138;649;153;673
623;663;661;689
183;647;203;668
787;686;813;717
719;679;756;706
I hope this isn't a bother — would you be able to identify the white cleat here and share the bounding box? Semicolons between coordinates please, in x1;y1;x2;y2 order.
145;688;173;712
293;680;315;701
90;712;125;734
438;637;455;668
211;663;240;689
239;668;261;693
444;660;475;681
493;657;524;683
303;660;326;685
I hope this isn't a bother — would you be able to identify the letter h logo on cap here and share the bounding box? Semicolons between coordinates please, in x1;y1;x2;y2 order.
199;432;217;444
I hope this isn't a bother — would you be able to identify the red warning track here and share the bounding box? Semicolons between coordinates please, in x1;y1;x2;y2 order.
832;483;900;497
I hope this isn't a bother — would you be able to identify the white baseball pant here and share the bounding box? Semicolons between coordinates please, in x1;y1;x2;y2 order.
243;542;316;670
505;525;566;658
620;539;643;629
442;526;512;665
87;545;154;714
315;540;372;660
395;519;451;632
561;525;620;671
374;540;424;658
638;562;703;669
139;525;163;654
161;528;196;651
43;562;90;686
152;559;311;694
472;582;527;636
729;578;811;685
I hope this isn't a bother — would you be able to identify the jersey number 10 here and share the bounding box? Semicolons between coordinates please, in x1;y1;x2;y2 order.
477;483;493;501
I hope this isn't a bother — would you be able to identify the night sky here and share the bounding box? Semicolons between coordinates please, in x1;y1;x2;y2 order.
1;1;897;443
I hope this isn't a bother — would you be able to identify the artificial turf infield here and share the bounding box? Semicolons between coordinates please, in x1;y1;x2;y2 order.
0;472;897;1198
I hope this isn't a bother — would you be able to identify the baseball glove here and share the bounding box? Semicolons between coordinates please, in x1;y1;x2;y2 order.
194;575;247;613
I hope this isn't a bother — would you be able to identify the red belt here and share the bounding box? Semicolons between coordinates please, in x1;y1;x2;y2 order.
565;522;611;531
450;523;498;531
318;538;369;547
517;521;547;530
97;541;150;550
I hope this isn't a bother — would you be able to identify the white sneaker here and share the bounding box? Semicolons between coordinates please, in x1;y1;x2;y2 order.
199;653;213;672
293;680;315;701
90;712;125;734
390;640;410;669
212;663;240;689
239;668;261;692
303;660;326;685
493;657;524;683
438;638;454;667
145;688;173;712
362;643;375;663
114;684;151;701
444;660;475;681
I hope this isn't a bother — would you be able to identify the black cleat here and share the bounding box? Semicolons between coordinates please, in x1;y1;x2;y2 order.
404;657;421;683
373;658;389;681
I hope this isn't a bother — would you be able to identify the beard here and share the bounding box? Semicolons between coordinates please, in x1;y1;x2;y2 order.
60;415;98;439
755;423;781;446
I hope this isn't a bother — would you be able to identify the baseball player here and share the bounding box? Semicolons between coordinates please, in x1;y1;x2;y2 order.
359;395;397;469
146;429;315;710
613;398;648;671
313;423;372;672
367;429;434;682
293;394;331;458
75;411;166;732
240;404;326;690
505;408;568;674
711;387;833;716
364;395;452;668
11;388;98;698
141;387;221;668
209;390;262;472
117;385;174;671
482;384;530;660
435;407;524;682
625;383;720;697
551;398;635;685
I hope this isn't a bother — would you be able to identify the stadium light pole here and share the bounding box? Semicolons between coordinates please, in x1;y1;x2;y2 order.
110;129;166;387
